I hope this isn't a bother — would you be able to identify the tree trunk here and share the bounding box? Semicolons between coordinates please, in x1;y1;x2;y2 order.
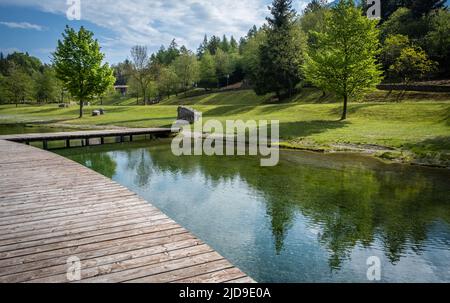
341;95;348;121
79;99;84;118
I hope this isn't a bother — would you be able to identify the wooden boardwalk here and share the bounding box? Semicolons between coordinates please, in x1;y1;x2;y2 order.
0;139;253;283
0;128;176;149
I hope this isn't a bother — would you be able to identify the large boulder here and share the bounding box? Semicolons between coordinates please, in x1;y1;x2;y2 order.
177;106;201;124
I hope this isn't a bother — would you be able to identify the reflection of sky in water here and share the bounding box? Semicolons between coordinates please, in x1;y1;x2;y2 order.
64;143;450;282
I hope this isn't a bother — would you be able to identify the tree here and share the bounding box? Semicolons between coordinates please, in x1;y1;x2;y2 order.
241;29;267;89
53;26;115;117
4;64;33;107
199;50;216;88
381;34;411;77
380;8;431;42
172;50;199;94
220;35;230;52
34;68;57;103
95;66;116;105
425;9;450;76
157;66;179;98
300;1;330;49
229;36;239;53
303;0;383;120
129;45;152;105
389;47;438;83
406;0;446;17
197;35;209;57
207;35;221;55
0;74;7;103
303;0;328;14
4;52;42;76
255;0;306;99
214;49;233;87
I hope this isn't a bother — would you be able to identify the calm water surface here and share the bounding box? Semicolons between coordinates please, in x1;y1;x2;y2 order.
57;140;450;282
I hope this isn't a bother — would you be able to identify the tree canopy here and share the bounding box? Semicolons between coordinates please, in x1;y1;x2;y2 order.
303;0;383;120
53;26;115;117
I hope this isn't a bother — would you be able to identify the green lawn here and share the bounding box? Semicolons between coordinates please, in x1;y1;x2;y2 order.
1;88;449;165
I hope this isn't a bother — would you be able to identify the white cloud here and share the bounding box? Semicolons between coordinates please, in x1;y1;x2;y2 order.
0;21;45;31
0;0;310;62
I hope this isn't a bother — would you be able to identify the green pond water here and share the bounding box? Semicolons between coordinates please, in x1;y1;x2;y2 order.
54;140;450;282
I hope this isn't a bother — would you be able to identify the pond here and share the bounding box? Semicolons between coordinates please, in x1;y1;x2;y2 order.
56;140;450;283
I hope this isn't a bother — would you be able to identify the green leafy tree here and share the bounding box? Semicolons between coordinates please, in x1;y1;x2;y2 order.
381;34;411;76
255;0;306;99
34;68;57;103
172;50;199;94
4;64;33;107
389;47;438;83
300;1;331;49
425;9;450;76
53;26;115;117
3;52;42;75
95;66;116;105
199;50;216;88
380;8;430;41
214;49;233;87
241;29;267;89
304;0;383;120
157;66;179;98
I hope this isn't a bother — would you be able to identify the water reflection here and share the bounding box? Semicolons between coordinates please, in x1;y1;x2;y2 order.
59;141;450;282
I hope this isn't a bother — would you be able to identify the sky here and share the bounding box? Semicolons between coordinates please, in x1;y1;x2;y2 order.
0;0;311;64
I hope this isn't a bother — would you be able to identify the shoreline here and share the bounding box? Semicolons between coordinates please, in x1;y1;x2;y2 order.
2;121;449;170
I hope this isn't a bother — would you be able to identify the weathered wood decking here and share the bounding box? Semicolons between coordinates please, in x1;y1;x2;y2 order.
0;139;253;283
0;128;176;149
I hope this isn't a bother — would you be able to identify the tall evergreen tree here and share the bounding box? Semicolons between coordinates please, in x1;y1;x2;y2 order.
197;35;209;57
207;35;221;55
255;0;305;99
221;35;230;52
406;0;446;17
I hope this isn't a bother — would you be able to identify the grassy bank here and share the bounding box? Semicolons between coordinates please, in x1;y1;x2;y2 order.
1;88;449;166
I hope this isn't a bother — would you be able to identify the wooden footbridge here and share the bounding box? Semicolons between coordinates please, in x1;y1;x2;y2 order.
0;128;176;149
0;131;253;283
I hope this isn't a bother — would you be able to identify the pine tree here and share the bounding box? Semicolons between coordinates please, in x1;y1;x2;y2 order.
197;35;209;57
254;0;305;99
221;35;230;52
406;0;446;17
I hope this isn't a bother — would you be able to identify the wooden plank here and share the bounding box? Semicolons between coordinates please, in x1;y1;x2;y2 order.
0;139;253;283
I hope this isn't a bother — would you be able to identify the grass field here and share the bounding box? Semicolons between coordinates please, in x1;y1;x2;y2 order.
1;88;449;166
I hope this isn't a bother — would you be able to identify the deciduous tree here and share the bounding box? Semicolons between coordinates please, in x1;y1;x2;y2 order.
53;26;115;117
304;0;383;120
